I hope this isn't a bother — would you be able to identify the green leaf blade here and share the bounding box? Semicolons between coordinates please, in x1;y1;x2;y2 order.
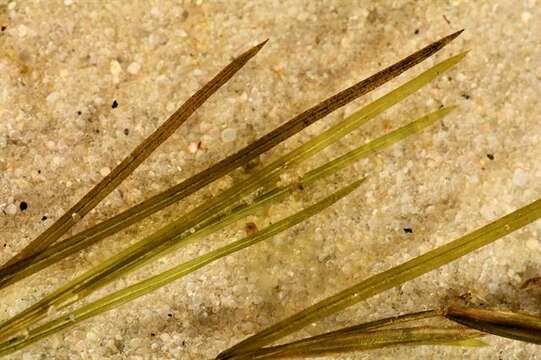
218;199;541;358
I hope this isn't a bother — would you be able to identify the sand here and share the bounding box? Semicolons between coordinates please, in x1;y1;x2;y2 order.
0;1;540;359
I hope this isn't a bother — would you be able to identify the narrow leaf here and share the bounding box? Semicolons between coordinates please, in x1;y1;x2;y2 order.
229;326;484;359
0;179;364;355
70;53;466;301
0;102;457;339
0;30;463;289
2;40;268;268
218;199;541;358
445;306;541;345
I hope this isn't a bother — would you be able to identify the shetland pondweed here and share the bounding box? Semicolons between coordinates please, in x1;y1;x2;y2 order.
2;40;268;268
217;199;541;358
444;306;541;345
0;30;463;291
0;104;457;355
4;29;537;358
0;47;465;343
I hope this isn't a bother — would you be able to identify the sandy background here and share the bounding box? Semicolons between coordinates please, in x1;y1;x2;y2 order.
0;0;540;359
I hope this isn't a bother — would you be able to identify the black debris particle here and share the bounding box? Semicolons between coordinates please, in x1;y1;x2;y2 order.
3;243;6;247
443;14;451;24
414;29;419;35
1;26;6;32
19;201;28;211
150;333;155;337
41;215;48;221
123;128;129;136
487;153;495;160
461;94;471;100
37;169;41;174
403;228;413;234
167;313;173;318
77;110;82;116
112;100;119;109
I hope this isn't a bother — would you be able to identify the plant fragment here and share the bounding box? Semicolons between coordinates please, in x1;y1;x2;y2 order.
444;306;541;345
0;179;364;356
217;198;541;358
0;30;463;290
228;327;485;359
0;49;463;341
2;39;268;268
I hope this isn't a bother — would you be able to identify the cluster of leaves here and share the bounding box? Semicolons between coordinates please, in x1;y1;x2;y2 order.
0;30;539;358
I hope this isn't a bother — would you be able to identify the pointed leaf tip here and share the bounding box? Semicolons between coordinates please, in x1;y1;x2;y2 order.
252;39;269;53
438;29;465;47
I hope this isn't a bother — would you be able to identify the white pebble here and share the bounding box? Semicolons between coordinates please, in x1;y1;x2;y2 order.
17;24;27;37
521;12;532;23
110;60;122;76
99;167;111;177
221;128;237;143
512;168;527;187
46;91;60;105
5;203;17;215
64;0;73;5
150;7;160;18
188;142;199;153
0;136;7;148
127;62;141;75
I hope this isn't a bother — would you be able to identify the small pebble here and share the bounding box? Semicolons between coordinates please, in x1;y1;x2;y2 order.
188;142;199;153
127;62;141;75
64;0;73;5
521;12;532;23
150;7;160;18
46;91;60;105
110;60;122;76
5;204;17;215
99;167;111;177
17;24;27;37
512;168;527;187
221;128;237;143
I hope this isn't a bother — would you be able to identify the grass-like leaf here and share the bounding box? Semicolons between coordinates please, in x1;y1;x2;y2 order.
1;39;268;268
217;199;541;358
227;309;487;358
444;306;541;345
0;105;455;296
0;179;364;356
0;48;463;340
0;30;463;290
0;101;453;343
230;327;485;359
